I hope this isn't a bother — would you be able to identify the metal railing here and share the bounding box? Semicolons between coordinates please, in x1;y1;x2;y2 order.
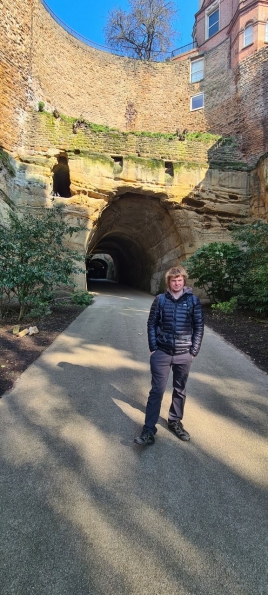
41;1;197;61
171;41;198;58
40;0;124;55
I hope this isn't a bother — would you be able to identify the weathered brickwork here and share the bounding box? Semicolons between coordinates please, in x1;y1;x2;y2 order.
30;1;207;134
203;40;268;165
21;112;244;166
0;0;267;167
237;48;268;165
0;0;32;151
203;39;238;138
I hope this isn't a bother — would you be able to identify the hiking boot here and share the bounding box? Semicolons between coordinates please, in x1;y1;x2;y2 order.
168;420;190;442
134;429;155;446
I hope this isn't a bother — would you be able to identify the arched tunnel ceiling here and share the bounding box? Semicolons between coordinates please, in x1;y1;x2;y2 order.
87;193;184;292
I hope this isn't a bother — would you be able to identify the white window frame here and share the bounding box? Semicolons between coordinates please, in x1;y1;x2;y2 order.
190;93;204;111
244;23;253;47
265;22;268;42
190;57;204;83
205;2;219;40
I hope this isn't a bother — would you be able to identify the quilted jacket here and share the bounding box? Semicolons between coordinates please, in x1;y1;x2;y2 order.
147;288;204;356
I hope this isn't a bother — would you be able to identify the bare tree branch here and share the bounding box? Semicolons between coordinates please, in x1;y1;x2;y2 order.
104;0;179;61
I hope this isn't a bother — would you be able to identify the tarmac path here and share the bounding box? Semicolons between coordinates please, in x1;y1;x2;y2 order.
1;283;268;595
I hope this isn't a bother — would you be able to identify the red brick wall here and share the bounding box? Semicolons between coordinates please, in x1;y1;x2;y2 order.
202;39;268;164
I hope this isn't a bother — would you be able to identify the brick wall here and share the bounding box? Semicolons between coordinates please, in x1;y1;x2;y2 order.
29;1;207;134
203;39;238;136
22;112;244;167
195;0;235;50
237;47;268;165
203;39;268;165
0;0;32;151
0;0;267;168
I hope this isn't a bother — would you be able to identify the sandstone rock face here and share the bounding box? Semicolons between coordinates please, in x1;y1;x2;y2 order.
0;148;252;294
1;1;267;298
0;150;16;224
250;155;268;220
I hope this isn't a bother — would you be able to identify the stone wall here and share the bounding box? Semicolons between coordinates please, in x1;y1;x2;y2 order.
1;0;267;166
203;40;268;165
0;129;252;293
237;48;268;165
21;111;244;164
0;0;268;293
250;153;268;220
30;1;207;134
0;0;32;151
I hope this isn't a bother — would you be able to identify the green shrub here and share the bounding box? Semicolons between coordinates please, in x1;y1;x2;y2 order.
231;220;268;315
231;220;268;266
38;101;45;112
211;297;238;316
182;242;246;303
0;206;84;320
183;221;268;316
71;291;94;306
237;265;268;315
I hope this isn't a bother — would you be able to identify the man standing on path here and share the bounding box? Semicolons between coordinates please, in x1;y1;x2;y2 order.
134;266;204;446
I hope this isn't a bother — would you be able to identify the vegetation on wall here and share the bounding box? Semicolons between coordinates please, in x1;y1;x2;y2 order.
0;148;15;177
37;109;226;144
186;132;222;143
125;155;163;169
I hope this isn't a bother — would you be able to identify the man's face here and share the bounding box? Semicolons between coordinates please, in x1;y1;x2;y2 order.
169;275;185;295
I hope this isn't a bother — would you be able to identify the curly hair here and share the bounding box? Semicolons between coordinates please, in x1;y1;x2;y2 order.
165;266;188;287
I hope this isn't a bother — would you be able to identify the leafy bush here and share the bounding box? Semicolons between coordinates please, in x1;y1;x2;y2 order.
0;206;84;320
71;291;94;306
211;297;238;316
182;242;246;303
183;221;268;316
231;220;268;315
231;220;268;265
237;265;268;315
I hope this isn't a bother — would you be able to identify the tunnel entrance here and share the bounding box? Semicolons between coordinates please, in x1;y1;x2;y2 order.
87;257;108;280
86;253;117;288
86;193;185;294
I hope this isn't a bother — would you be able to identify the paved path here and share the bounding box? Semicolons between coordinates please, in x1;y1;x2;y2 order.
1;283;268;595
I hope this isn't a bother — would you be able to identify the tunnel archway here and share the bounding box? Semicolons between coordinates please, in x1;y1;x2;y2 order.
86;193;186;294
87;257;108;279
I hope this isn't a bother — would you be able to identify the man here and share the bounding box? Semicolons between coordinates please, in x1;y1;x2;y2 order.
134;265;204;446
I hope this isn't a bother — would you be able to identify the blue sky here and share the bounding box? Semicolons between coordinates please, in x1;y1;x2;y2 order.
44;1;199;52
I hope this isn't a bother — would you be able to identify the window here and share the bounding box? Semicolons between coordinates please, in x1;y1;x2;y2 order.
244;23;253;47
190;58;204;83
265;22;268;42
208;8;219;38
190;93;204;111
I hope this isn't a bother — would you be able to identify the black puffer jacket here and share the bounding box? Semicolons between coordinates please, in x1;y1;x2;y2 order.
147;288;204;356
